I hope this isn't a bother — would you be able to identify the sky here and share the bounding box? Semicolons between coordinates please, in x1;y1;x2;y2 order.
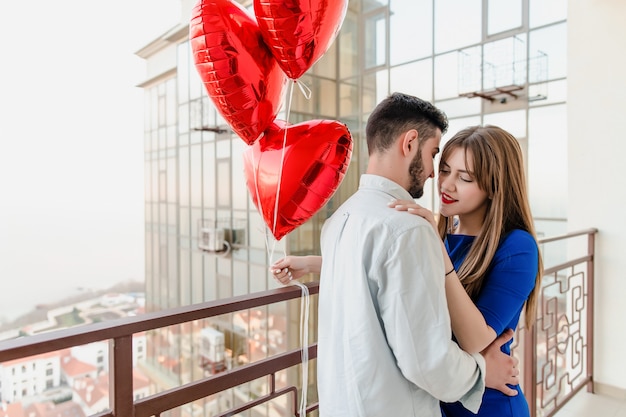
0;0;181;322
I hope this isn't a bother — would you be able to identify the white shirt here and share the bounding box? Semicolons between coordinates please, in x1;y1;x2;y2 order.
318;174;485;417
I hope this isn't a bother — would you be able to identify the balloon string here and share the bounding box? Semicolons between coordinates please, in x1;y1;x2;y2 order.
293;280;310;417
271;80;295;238
295;79;312;100
271;80;311;417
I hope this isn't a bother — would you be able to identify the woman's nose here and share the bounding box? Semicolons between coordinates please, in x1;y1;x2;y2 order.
439;176;453;192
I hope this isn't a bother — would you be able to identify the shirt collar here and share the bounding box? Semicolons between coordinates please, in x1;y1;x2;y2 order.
359;174;414;201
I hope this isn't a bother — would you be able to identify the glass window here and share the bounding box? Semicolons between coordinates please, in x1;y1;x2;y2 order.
179;146;189;206
145;203;152;226
151;160;159;204
339;11;358;79
158;126;167;151
317;78;338;117
391;59;432;101
202;97;216;132
179;103;189;135
180;206;190;238
178;42;190;104
217;256;232;284
166;78;177;125
434;52;460;100
311;40;337;78
189;65;204;102
144;231;153;276
159;94;167;129
437;97;481;119
145;163;153;202
530;0;567;28
150;87;159;131
159;202;167;230
249;211;268;249
167;157;177;204
167;125;177;148
530;23;567;81
529;79;566;106
203;143;216;208
180;248;191;306
457;46;482;97
189;129;202;144
339;80;359;119
363;0;388;13
216;159;231;207
488;0;522;35
291;76;314;115
483;109;527;138
179;133;189;148
444;116;482;144
233;260;249;296
159;170;167;202
190;99;202;131
190;145;202;207
390;0;432;65
218;273;231;300
232;140;248;211
362;69;389;111
528;104;567;219
250;264;268;293
158;242;169;305
168;203;177;227
191;251;203;304
483;35;527;91
145;91;153;131
203;254;217;301
216;138;231;159
144;131;152;153
435;0;481;53
364;12;387;69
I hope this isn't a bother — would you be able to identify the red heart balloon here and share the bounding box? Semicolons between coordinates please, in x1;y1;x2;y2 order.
243;119;353;240
253;0;348;80
189;0;288;145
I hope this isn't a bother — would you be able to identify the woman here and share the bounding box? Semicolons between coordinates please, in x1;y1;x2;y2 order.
272;125;542;416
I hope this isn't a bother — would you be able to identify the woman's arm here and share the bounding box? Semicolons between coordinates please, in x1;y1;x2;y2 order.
271;255;322;284
389;200;496;353
442;256;496;353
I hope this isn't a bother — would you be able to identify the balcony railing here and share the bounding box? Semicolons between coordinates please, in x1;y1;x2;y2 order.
0;228;597;417
517;227;597;417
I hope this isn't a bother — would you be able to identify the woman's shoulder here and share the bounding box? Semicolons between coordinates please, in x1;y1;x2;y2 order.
503;228;536;242
498;229;539;254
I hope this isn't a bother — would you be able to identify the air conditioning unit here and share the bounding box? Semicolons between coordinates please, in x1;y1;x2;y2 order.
198;227;229;253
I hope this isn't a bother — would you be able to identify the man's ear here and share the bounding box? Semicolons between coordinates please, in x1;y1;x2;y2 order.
401;129;419;157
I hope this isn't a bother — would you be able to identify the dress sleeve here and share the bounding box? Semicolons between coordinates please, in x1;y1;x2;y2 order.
475;229;539;334
376;222;485;411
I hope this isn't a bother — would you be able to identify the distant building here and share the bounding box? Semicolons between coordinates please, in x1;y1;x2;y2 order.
0;296;148;415
0;351;61;403
0;401;24;417
24;400;86;417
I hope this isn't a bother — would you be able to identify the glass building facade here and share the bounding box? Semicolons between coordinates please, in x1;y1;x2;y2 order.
139;0;567;414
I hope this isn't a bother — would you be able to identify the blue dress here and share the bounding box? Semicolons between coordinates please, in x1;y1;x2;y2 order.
440;229;538;417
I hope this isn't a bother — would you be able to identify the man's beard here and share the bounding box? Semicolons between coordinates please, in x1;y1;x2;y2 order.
408;150;425;199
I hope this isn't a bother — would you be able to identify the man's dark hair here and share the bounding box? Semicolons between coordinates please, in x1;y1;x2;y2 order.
365;92;448;155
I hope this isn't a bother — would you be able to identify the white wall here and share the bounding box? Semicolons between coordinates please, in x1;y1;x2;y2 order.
568;0;626;395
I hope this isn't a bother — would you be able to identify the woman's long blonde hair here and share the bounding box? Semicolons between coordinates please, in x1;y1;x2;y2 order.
437;125;543;328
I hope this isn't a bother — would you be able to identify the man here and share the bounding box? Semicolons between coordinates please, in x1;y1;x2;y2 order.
316;93;517;416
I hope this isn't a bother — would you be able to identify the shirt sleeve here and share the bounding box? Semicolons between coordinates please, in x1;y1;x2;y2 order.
375;222;486;410
475;229;539;335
